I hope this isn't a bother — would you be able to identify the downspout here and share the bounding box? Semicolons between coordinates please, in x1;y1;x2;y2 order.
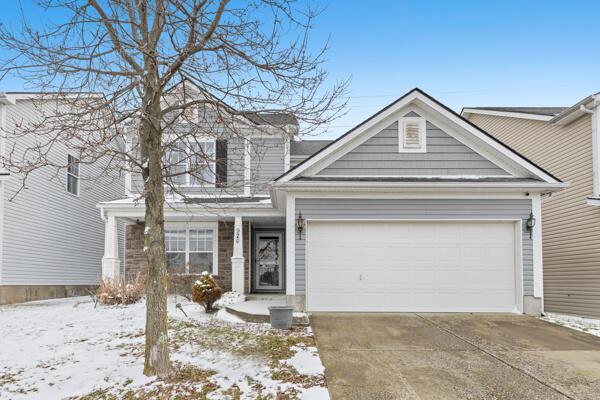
0;102;4;286
580;95;600;198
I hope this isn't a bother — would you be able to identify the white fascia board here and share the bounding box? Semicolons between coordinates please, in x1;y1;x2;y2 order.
550;94;598;126
461;108;553;122
278;90;560;185
273;181;567;192
4;93;103;102
415;96;561;184
101;206;284;219
288;190;535;200
412;103;525;177
277;91;422;182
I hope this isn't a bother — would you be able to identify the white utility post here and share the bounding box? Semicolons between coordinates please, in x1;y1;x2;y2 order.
231;215;245;293
101;214;120;279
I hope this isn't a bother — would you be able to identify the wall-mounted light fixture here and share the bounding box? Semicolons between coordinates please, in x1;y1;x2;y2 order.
526;212;536;239
296;211;305;240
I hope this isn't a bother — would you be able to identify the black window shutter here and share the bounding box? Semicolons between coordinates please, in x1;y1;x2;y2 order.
215;140;227;188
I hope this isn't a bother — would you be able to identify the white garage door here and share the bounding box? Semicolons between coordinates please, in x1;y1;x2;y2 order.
306;221;518;312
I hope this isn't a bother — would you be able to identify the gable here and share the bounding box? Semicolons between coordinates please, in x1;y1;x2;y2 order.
275;88;562;185
316;112;510;177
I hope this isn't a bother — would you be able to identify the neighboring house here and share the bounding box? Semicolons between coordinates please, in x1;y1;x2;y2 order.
462;94;600;319
0;93;125;304
98;88;564;315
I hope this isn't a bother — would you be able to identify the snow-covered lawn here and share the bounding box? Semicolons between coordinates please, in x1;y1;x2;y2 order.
542;312;600;337
0;294;328;400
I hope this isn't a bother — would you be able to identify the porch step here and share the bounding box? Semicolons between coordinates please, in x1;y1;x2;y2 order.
245;294;287;301
225;299;309;326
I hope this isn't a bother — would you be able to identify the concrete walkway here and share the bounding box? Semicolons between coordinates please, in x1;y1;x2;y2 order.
311;313;600;400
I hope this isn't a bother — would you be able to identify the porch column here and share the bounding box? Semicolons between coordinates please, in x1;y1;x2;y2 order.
231;215;245;293
102;214;121;279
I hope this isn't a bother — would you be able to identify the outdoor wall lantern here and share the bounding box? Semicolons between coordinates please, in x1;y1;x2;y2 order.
296;211;305;240
526;212;536;239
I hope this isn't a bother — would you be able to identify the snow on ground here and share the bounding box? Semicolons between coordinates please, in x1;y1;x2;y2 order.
215;291;246;307
0;294;328;400
542;312;600;337
285;346;325;376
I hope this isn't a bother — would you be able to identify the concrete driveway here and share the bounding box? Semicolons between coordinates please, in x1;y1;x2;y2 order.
311;313;600;400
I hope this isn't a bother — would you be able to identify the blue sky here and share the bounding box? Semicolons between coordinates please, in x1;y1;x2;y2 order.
2;1;599;138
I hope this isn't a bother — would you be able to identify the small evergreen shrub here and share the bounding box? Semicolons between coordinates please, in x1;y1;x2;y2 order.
191;272;222;313
97;273;145;305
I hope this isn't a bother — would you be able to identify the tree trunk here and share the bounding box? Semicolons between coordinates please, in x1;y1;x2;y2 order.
141;83;171;377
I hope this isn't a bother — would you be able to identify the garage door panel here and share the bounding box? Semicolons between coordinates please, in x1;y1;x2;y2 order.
306;221;518;312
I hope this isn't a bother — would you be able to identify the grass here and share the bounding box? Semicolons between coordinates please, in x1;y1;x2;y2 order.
169;318;314;364
73;317;323;399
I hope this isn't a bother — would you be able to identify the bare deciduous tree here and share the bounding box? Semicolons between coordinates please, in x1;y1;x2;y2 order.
0;0;347;377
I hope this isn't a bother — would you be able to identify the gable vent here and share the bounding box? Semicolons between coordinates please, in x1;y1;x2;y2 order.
399;117;426;153
404;123;421;148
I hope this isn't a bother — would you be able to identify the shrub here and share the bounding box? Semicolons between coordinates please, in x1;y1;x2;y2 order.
191;272;222;313
97;273;145;305
169;273;196;300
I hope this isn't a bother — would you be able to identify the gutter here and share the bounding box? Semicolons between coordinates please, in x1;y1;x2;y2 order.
580;94;600;199
272;180;568;192
549;92;600;125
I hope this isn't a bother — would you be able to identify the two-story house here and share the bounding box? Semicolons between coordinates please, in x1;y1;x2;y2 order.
0;92;125;304
463;93;600;319
99;88;564;315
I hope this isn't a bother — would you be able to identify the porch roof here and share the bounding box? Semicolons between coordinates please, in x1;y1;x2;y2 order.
97;196;282;218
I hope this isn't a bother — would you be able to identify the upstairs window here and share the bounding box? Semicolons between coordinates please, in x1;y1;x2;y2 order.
166;140;215;186
66;154;80;195
399;117;426;153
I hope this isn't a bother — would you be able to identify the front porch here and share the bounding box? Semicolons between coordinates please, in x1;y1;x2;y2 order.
98;197;292;301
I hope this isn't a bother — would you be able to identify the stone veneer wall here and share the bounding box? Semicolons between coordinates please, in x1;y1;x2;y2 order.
124;221;250;292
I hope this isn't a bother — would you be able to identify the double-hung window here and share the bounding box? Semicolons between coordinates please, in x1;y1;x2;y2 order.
66;154;80;195
165;225;217;274
189;141;215;185
166;140;215;186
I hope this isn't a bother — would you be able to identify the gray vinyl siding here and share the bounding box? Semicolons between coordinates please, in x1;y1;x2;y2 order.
131;136;247;196
1;100;125;285
250;138;285;194
316;117;509;176
130;136;285;196
294;198;532;296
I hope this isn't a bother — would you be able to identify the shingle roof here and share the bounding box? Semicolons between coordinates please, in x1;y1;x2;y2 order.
242;112;298;127
467;107;567;117
290;140;333;156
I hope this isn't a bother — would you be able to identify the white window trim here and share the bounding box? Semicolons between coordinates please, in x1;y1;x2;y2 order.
165;222;219;275
169;139;217;188
66;153;80;196
398;117;427;153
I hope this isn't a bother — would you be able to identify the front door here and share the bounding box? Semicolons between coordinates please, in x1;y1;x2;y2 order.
253;231;284;292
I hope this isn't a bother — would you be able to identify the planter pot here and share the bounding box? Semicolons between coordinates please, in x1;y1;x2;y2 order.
268;306;294;329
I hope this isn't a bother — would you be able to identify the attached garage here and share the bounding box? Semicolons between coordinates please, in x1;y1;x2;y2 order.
305;220;521;313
